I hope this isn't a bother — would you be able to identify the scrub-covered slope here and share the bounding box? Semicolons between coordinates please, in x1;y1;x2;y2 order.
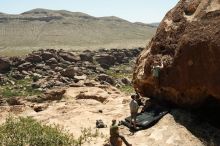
0;9;156;50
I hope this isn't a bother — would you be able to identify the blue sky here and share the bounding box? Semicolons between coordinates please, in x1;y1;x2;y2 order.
0;0;179;23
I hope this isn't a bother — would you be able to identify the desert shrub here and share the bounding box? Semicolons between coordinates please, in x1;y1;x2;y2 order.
0;116;103;146
0;116;76;146
0;77;41;98
1;87;21;97
119;85;135;94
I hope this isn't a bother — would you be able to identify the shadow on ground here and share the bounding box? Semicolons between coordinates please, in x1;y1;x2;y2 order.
170;99;220;146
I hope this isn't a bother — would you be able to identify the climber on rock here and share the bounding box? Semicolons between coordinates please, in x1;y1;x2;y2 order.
151;61;164;86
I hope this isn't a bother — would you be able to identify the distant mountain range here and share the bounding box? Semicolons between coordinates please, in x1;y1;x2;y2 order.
148;23;160;27
0;9;157;52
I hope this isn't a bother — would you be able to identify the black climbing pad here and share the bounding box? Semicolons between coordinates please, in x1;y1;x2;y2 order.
121;106;169;131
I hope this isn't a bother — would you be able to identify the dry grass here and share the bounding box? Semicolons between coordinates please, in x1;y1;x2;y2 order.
0;116;105;146
0;40;149;57
0;9;155;57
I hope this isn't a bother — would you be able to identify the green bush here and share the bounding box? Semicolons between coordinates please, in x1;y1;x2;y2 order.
119;85;135;95
0;116;103;146
0;116;76;146
1;87;21;97
0;77;41;98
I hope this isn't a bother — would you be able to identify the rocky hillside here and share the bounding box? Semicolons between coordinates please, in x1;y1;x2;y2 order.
133;0;220;107
0;48;220;146
0;9;156;52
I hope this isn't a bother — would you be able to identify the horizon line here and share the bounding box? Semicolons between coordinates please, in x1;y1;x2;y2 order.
0;8;161;24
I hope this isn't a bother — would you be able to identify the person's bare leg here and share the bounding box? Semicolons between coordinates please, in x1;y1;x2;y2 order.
130;118;132;126
130;115;134;127
119;135;132;146
133;112;138;129
133;118;136;129
110;136;122;146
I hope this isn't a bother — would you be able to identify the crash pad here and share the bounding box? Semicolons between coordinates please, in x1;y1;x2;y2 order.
121;106;169;131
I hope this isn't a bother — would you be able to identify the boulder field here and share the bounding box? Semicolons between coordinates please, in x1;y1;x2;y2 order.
0;46;220;145
133;0;220;106
0;48;142;91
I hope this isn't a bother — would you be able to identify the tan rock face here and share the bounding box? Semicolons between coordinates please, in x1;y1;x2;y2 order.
133;0;220;106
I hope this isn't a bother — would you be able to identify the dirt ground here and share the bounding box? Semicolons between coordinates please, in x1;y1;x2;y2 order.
0;86;205;146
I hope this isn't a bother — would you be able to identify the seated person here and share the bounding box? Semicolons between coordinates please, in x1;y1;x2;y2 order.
110;119;132;146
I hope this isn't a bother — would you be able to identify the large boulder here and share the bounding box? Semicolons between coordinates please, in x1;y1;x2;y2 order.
25;54;42;63
112;51;127;64
61;66;82;78
133;0;220;106
0;58;10;73
79;51;94;62
18;62;34;71
41;51;57;61
58;51;80;63
45;57;58;65
95;54;116;69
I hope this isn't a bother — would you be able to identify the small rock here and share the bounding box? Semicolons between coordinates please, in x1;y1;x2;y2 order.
96;119;107;128
45;57;58;65
54;81;65;86
84;80;99;87
54;66;63;72
32;82;41;89
0;97;7;106
59;51;80;62
10;71;25;80
10;57;25;67
8;80;15;85
18;62;34;71
79;53;94;62
21;70;29;75
41;51;57;61
74;75;87;80
69;81;85;87
0;57;11;73
121;77;131;85
32;104;48;112
25;54;42;63
61;66;76;78
43;89;66;101
76;92;107;103
6;97;24;105
32;73;42;81
96;74;115;85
